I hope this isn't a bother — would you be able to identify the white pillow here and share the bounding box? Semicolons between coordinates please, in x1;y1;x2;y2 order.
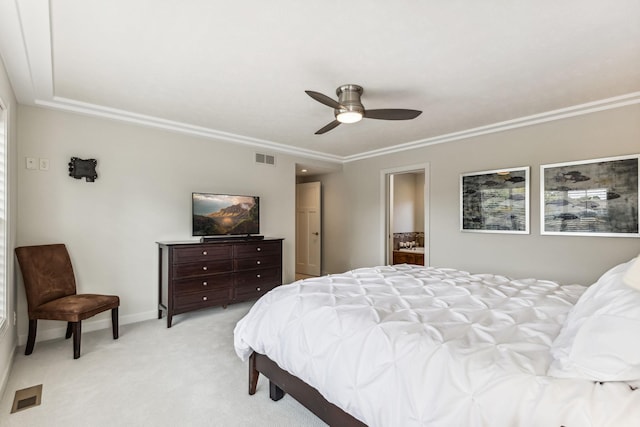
547;258;640;382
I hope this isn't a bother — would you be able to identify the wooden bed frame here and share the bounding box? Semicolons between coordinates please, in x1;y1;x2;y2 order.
249;352;367;426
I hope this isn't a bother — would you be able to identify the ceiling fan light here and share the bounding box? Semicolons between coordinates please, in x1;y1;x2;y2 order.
336;111;363;124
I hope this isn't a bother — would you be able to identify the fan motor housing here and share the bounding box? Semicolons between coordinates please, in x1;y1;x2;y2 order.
335;84;364;115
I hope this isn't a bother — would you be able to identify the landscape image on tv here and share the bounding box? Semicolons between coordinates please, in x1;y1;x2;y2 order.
192;193;259;236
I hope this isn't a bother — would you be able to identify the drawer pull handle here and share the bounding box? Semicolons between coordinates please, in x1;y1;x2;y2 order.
257;287;261;291
203;266;208;271
203;281;208;286
257;274;261;278
203;251;208;255
202;296;208;301
256;247;261;252
257;260;261;265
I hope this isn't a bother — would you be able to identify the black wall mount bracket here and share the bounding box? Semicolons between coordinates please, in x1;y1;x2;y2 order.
68;157;98;182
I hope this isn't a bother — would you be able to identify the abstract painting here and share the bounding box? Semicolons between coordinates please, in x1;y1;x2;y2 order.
460;167;529;234
541;154;639;237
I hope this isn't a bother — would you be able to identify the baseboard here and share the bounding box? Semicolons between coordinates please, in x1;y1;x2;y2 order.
0;324;16;403
0;350;15;403
17;310;158;346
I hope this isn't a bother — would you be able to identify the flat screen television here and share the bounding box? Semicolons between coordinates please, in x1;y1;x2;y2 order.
192;192;260;237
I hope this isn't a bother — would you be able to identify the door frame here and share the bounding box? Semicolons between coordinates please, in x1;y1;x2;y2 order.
379;163;430;266
0;98;6;329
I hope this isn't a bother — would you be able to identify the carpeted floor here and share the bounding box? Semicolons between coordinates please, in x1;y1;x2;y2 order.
0;302;327;426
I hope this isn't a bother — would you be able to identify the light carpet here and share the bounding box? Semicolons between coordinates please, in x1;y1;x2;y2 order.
0;302;327;426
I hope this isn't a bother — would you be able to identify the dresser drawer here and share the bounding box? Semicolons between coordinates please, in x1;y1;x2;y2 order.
172;244;232;263
234;241;281;258
234;282;279;301
173;259;233;278
234;254;281;270
174;288;231;312
235;267;281;287
173;273;233;294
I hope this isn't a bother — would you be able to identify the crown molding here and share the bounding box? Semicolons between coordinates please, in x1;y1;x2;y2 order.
343;91;640;162
27;92;640;165
36;96;344;163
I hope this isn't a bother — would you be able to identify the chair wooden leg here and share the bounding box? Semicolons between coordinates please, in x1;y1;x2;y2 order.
72;321;81;359
112;307;119;339
65;322;73;339
25;319;37;355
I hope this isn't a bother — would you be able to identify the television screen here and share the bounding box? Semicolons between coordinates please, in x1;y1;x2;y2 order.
192;193;260;236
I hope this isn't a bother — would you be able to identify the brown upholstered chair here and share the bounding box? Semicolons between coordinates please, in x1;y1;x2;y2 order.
15;244;120;359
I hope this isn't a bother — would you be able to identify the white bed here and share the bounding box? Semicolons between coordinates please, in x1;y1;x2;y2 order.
234;260;640;426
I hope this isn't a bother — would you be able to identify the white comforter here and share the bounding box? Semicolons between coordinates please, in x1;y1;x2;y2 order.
234;265;640;426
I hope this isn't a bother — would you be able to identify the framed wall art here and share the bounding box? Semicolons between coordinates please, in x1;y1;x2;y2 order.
541;154;639;237
460;166;529;234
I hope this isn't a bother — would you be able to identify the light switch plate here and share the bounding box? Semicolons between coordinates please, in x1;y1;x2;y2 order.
39;159;49;171
26;157;37;170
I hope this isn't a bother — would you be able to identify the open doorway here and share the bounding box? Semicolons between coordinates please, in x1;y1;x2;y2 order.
381;164;430;266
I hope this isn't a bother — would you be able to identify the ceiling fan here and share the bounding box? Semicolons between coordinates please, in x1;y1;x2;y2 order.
305;84;422;134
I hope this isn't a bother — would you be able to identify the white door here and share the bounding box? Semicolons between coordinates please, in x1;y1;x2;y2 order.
296;182;321;276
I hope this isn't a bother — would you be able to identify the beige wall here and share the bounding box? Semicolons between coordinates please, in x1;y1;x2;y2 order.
340;104;640;285
0;58;18;399
14;106;333;345
393;173;416;232
392;172;425;233
415;173;425;232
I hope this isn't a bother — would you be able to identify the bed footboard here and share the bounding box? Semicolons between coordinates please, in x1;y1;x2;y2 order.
248;352;367;426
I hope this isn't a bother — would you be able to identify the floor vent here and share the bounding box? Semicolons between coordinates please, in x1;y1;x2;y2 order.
255;152;276;166
11;384;42;413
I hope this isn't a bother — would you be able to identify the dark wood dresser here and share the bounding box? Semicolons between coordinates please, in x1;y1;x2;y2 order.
392;250;424;266
157;238;283;327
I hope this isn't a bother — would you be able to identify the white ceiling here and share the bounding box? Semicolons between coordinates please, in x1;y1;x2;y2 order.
1;0;639;163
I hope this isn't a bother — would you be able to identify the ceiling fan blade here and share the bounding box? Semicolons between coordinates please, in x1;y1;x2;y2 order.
363;109;422;120
305;90;342;109
315;120;341;135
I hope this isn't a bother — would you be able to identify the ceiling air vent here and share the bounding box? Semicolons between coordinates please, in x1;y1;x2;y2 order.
255;153;276;166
